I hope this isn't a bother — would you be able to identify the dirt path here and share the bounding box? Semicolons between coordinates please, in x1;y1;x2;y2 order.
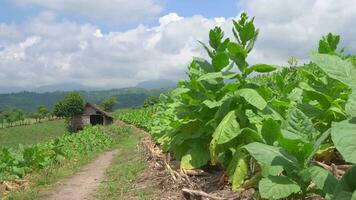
42;149;118;200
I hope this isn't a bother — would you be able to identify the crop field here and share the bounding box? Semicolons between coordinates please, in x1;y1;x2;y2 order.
114;107;156;130
116;13;356;200
0;120;68;148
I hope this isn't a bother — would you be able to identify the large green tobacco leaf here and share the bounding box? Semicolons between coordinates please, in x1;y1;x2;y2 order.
261;118;281;145
212;111;240;144
235;88;267;110
308;165;338;197
227;149;249;191
259;176;301;199
210;111;240;164
331;120;356;164
299;82;332;109
244;142;298;174
346;91;356;117
285;108;316;140
278;130;314;165
310;52;356;88
180;140;210;170
332;166;356;200
212;52;229;70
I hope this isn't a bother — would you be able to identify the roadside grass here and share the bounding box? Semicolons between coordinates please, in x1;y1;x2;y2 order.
97;123;156;200
0;120;68;148
5;155;97;200
4;124;116;200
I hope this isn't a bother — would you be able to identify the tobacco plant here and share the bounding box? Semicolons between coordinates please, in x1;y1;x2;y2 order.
147;12;356;199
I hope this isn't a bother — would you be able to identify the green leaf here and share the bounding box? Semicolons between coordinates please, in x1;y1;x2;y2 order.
227;42;247;67
244;142;298;174
210;110;240;164
278;130;314;165
202;100;222;109
247;64;276;74
235;88;267;110
261;118;281;145
209;27;224;50
193;57;215;72
259;176;301;199
333;166;356;200
299;82;332;109
212;52;229;70
331;120;356;164
197;72;237;83
227;149;249;191
211;111;240;145
181;141;210;170
308;165;338;196
310;52;356;88
285;108;316;140
346;90;356;117
198;41;214;58
171;88;190;97
306;129;331;164
239;21;256;45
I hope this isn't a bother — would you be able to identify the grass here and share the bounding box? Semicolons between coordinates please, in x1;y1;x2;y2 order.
0;120;68;148
97;123;155;200
5;153;99;200
3;124;114;200
2;122;154;200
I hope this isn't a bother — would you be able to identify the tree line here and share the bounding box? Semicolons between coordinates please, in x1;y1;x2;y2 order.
0;105;58;129
0;91;158;130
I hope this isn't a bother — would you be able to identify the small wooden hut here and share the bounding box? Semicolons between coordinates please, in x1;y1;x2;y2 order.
71;103;114;131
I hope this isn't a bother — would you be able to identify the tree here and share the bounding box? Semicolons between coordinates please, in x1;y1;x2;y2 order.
100;96;118;112
143;96;159;108
37;105;49;122
53;92;85;118
3;110;17;127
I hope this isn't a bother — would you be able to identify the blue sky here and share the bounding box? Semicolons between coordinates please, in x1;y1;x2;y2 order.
0;0;355;89
0;0;241;32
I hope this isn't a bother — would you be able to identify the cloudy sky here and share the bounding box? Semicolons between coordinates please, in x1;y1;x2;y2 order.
0;0;355;89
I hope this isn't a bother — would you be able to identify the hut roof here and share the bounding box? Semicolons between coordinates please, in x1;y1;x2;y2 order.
85;103;114;119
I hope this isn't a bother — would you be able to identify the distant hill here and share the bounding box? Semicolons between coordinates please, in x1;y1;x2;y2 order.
34;83;100;93
0;86;27;94
136;79;176;89
0;87;169;112
0;80;176;94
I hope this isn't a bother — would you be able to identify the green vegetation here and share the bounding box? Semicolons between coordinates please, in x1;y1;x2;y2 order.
142;96;159;108
0;120;68;148
100;96;119;112
53;92;85;119
97;124;152;200
118;13;356;199
115;107;156;130
0;126;112;181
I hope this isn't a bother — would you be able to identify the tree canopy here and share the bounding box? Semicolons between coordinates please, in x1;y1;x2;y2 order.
53;92;85;118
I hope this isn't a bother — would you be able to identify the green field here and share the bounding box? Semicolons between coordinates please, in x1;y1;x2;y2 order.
0;120;68;148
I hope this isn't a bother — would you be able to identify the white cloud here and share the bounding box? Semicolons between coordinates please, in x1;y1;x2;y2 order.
1;0;356;89
10;0;162;23
239;0;356;64
0;12;220;88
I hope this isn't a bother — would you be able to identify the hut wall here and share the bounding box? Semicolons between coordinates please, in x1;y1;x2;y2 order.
82;116;90;126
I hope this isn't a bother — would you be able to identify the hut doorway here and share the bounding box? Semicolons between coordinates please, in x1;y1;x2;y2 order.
90;115;104;125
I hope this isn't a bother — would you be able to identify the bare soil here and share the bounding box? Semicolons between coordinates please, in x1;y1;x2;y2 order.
41;150;118;200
